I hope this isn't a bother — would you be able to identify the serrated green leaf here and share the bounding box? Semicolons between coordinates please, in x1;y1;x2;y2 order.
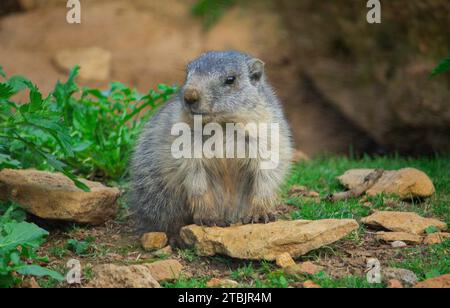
7;76;33;93
0;221;48;253
15;265;64;281
0;83;15;100
0;66;6;78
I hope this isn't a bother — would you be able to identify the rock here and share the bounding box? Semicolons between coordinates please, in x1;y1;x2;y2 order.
413;274;450;288
140;232;168;251
206;278;239;288
288;185;320;199
53;47;112;81
391;241;407;248
376;232;423;244
387;279;403;289
88;264;160;288
297;261;321;275
303;280;321;288
0;169;120;225
143;259;183;282
382;267;418;286
423;233;450;245
275;253;296;268
361;211;447;235
338;168;435;199
180;219;358;260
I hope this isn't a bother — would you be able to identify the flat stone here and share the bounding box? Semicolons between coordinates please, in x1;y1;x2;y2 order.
0;169;120;224
414;274;450;288
275;253;296;268
142;259;183;282
391;241;408;248
283;261;323;276
206;278;239;288
180;219;358;260
140;232;168;251
423;233;450;245
376;232;423;244
303;280;321;288
362;211;447;235
88;264;160;288
338;168;435;199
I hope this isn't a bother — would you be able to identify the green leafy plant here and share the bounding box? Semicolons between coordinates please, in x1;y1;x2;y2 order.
66;236;95;256
0;68;88;190
0;203;64;288
50;66;177;181
0;66;176;183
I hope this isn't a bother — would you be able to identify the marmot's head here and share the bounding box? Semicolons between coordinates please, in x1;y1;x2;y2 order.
181;51;266;119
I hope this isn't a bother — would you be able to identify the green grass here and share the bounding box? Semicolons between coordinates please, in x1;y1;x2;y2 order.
390;239;450;281
284;155;449;223
166;155;449;288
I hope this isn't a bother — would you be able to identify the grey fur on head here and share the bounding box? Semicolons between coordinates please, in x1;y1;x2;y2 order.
130;50;293;239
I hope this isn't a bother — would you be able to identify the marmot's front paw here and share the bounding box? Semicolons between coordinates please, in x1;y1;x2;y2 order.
242;210;276;224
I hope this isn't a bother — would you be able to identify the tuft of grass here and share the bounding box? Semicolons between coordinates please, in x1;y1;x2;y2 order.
311;272;385;288
162;276;210;288
390;239;450;281
177;248;199;262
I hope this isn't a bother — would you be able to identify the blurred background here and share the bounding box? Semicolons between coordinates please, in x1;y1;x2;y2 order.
1;0;449;157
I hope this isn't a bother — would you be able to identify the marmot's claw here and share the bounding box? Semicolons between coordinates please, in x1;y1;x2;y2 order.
194;217;230;228
242;211;276;224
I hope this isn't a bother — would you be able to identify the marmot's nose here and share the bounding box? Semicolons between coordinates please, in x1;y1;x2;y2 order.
184;88;200;105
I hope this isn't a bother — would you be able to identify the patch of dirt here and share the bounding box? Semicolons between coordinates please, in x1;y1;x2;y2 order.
34;213;415;288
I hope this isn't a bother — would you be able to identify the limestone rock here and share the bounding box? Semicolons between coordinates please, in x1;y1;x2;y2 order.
376;232;423;244
88;264;160;288
54;47;112;81
338;168;435;199
414;274;450;288
275;253;296;268
303;280;321;288
391;241;407;248
0;169;120;224
142;259;183;282
423;233;450;245
284;262;324;277
206;278;239;288
362;211;447;235
180;219;359;260
140;232;168;251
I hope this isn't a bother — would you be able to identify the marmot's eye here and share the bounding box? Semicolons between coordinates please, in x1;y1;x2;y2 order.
225;76;236;85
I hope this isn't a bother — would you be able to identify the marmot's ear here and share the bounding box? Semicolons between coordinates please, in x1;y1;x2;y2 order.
248;58;265;84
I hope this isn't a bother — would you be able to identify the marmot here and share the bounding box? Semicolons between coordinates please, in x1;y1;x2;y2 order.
130;51;293;237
